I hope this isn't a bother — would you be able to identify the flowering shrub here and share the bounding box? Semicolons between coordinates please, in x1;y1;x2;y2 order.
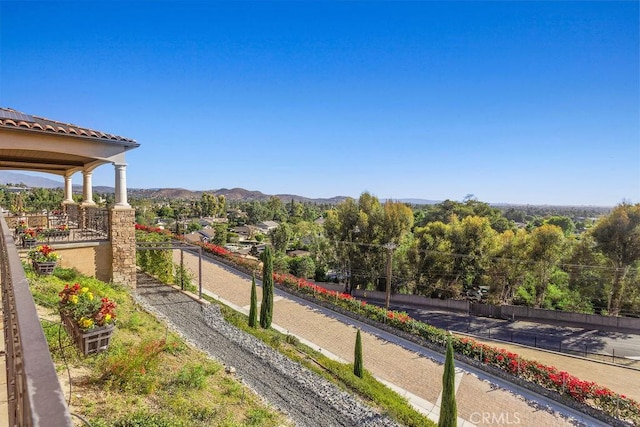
271;267;640;424
23;228;37;238
28;244;59;263
59;283;117;331
135;223;171;235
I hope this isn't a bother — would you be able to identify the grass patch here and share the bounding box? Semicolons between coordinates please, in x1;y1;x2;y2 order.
27;268;289;427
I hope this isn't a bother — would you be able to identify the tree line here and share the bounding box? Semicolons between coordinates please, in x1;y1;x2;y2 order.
4;185;637;316
124;191;640;317
322;194;639;317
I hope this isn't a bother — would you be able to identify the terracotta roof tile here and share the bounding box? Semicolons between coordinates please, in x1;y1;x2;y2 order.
0;107;138;145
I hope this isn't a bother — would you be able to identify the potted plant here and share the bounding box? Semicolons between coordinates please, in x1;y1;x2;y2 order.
42;224;70;240
22;228;38;248
28;244;59;275
58;283;117;355
14;219;27;236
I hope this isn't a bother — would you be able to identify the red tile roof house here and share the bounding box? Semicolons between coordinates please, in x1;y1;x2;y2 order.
0;107;140;426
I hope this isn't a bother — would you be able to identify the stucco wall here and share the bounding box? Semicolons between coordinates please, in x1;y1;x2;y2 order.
56;242;112;282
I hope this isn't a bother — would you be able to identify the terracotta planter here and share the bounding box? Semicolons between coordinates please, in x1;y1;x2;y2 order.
60;311;115;356
33;261;57;275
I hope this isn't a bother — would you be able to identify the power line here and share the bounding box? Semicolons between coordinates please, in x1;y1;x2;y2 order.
331;238;638;274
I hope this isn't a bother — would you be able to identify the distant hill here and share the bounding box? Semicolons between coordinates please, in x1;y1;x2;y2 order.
0;172;348;204
383;198;440;205
128;187;348;204
0;171;62;188
0;171;609;209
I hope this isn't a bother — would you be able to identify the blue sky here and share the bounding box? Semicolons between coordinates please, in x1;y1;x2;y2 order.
1;1;638;206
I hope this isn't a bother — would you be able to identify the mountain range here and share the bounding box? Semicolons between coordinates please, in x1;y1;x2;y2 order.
0;172;611;208
0;171;434;205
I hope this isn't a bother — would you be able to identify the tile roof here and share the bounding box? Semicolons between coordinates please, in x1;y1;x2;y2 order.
0;107;138;146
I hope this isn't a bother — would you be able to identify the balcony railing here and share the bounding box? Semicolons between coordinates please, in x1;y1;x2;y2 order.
0;214;73;426
5;205;110;247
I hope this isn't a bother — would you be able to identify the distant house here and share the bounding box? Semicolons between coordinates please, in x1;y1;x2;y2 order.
287;249;311;258
202;216;228;224
6;186;29;194
231;225;258;241
183;232;202;244
249;243;267;257
227;209;248;224
197;226;216;242
257;220;279;234
314;217;325;226
198;218;212;227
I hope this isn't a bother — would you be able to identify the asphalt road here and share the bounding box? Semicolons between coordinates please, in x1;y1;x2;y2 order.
363;300;640;361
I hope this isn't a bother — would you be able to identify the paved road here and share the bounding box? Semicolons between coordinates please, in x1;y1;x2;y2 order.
360;299;640;361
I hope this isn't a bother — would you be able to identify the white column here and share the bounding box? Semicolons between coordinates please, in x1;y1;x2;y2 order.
62;174;74;204
114;163;130;208
81;170;96;206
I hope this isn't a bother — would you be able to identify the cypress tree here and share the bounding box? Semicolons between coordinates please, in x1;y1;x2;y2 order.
354;329;363;378
248;274;258;328
259;245;274;329
439;336;457;427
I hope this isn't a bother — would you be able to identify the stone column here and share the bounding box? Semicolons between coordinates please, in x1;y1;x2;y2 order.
113;163;130;209
110;208;136;287
62;173;74;204
81;170;96;206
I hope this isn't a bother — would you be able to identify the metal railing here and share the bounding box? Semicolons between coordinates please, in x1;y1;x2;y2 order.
464;324;640;368
0;215;73;426
5;205;110;246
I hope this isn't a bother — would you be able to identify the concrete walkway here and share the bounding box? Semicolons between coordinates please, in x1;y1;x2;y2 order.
175;252;614;426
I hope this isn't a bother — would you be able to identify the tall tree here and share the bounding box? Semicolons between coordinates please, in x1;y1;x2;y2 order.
249;274;258;328
528;224;565;307
353;329;364;378
544;215;576;236
487;229;530;304
270;222;292;253
267;196;287;222
411;221;455;298
591;203;640;315
324;194;413;292
448;215;499;292
566;235;609;311
439;336;457;427
260;246;274;328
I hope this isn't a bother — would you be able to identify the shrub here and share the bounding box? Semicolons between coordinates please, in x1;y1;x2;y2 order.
285;334;300;346
249;275;258;328
172;363;211;390
260;246;274;329
99;339;167;394
439;336;457;427
354;329;363;378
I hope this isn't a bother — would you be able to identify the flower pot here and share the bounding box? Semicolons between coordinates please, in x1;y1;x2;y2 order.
33;261;57;275
60;311;115;356
22;237;37;249
43;230;70;240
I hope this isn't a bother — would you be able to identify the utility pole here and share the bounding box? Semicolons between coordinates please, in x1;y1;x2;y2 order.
384;242;397;310
345;225;360;295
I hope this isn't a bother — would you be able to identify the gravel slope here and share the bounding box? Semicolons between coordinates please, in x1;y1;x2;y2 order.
135;273;399;427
